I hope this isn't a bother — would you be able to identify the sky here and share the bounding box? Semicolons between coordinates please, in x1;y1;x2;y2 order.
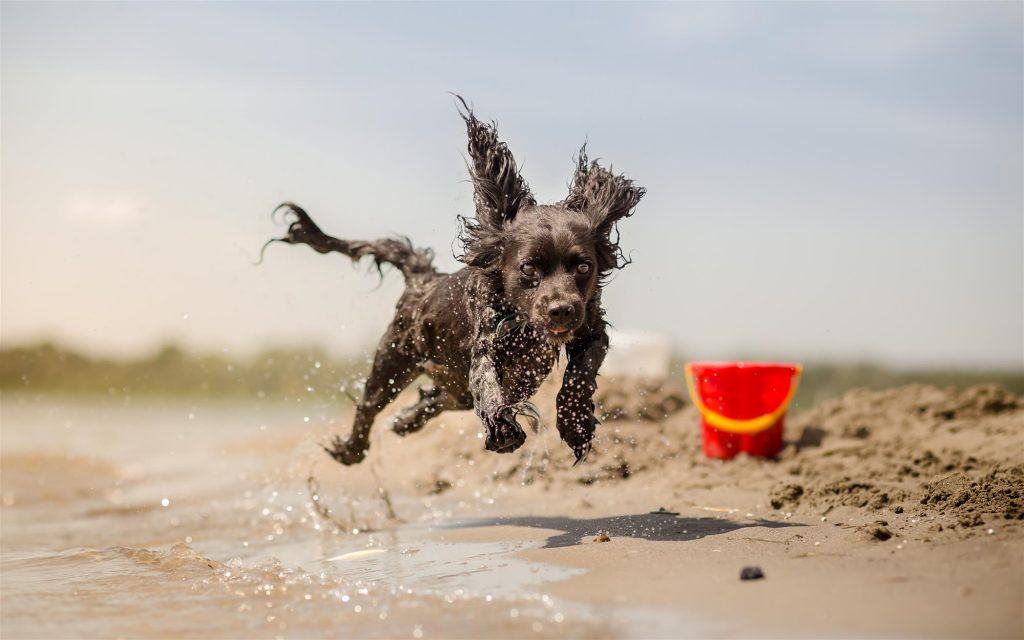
1;1;1022;369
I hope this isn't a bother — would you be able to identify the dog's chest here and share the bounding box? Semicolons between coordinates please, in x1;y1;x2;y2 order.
493;329;558;401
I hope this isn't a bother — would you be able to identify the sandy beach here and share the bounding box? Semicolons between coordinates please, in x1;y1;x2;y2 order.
2;373;1022;638
4;1;1022;638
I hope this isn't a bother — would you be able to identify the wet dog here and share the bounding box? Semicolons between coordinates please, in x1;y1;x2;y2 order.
265;98;644;466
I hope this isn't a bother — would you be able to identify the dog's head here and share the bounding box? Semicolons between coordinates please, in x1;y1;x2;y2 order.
455;99;645;344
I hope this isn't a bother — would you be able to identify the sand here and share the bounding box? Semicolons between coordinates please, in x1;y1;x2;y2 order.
401;376;1022;535
2;377;1022;638
311;373;1024;637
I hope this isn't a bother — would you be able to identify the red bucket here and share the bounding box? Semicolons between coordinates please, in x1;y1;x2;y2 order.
685;362;802;459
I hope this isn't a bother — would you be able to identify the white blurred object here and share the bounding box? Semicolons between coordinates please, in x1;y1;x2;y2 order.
601;329;672;381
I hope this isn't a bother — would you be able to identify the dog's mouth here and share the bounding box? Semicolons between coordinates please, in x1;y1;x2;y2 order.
523;312;582;344
543;324;578;344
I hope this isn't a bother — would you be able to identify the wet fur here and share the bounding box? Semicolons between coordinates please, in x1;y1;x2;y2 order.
266;98;644;465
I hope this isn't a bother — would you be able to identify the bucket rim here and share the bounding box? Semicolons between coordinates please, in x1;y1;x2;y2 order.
686;361;802;371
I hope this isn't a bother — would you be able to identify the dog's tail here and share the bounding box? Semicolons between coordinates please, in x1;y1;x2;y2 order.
261;202;436;279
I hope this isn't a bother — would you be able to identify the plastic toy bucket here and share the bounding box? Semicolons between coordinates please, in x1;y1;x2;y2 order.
685;362;802;459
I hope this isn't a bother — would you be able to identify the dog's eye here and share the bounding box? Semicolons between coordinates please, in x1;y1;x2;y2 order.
521;263;536;277
576;262;591;275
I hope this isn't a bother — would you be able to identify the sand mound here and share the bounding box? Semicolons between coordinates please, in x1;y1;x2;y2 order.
402;377;1021;540
777;384;1023;526
920;468;1024;522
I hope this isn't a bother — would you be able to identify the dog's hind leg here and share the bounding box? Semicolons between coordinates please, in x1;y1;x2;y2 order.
390;384;472;437
325;329;420;466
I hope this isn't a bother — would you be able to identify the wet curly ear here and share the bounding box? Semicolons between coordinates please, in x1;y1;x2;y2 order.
563;145;646;272
564;145;645;236
453;95;535;269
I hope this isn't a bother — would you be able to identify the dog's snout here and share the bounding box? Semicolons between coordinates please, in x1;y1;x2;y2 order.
548;302;577;322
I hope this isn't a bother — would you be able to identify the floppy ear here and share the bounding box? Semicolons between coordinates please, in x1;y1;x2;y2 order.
455;96;535;268
563;145;645;272
457;96;534;228
563;145;645;238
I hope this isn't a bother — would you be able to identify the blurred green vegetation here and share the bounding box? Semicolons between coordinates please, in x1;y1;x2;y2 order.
2;341;1021;407
787;362;1023;409
0;341;368;402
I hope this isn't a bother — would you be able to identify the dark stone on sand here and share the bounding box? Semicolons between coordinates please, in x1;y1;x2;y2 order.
740;566;765;581
651;507;680;516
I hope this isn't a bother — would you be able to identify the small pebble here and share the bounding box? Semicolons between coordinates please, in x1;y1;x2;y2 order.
740;566;765;581
593;532;611;543
651;507;680;516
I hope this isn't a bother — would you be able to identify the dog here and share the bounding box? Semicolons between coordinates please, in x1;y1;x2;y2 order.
265;98;644;466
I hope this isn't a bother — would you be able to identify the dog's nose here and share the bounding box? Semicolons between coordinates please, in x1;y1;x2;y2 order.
548;302;577;323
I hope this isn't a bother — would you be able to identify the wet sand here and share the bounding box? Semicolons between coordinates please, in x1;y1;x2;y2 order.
1;377;1022;638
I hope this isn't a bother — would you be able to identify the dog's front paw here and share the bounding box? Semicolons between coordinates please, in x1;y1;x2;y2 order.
323;434;368;466
483;408;527;454
557;398;598;465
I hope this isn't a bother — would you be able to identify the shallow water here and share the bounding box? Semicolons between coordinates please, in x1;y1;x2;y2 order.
1;395;703;639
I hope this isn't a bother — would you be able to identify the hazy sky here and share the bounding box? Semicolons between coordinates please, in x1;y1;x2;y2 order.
2;2;1021;368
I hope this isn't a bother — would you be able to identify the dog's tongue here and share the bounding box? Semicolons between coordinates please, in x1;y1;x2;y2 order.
550;327;569;335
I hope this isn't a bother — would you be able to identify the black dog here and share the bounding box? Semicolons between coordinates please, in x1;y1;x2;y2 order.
265;99;644;466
